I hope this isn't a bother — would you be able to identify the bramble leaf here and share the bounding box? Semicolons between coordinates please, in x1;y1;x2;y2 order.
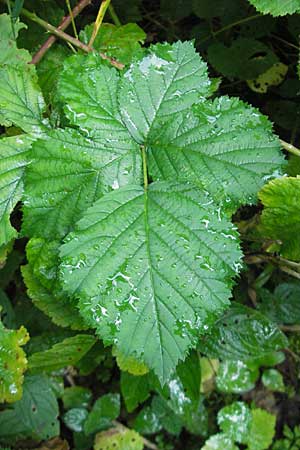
28;334;96;373
60;182;241;382
148;96;283;210
248;0;300;16
0;321;29;403
259;177;300;261
0;135;32;247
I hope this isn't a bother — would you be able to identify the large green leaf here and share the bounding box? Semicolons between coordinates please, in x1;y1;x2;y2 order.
0;321;29;403
259;177;300;261
201;303;288;361
0;375;59;441
60;182;241;382
28;334;96;373
22;128;141;240
119;41;211;142
148;97;283;210
248;0;300;16
0;135;32;247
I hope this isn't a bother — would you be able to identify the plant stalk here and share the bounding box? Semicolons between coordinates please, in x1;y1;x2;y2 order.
65;0;79;39
108;3;121;26
88;0;111;47
280;139;300;157
30;0;91;64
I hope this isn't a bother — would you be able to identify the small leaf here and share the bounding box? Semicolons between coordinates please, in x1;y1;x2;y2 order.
62;387;92;410
0;13;30;66
202;303;288;361
28;334;96;373
201;433;239;450
63;408;89;433
246;408;276;450
60;182;241;382
216;360;259;393
218;401;251;443
80;23;146;65
94;428;144;450
0;321;29;403
247;62;288;93
0;375;59;441
120;372;151;412
84;394;121;435
259;177;300;261
0;135;32;247
258;282;300;324
248;0;300;16
262;369;285;392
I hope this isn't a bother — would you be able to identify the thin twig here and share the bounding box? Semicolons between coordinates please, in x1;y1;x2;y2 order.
280;324;300;332
88;0;111;47
108;3;121;26
31;0;91;64
280;139;300;157
65;0;79;39
202;14;262;43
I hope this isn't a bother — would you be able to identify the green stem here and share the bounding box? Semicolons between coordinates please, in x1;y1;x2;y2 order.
65;0;79;39
6;0;16;39
88;0;111;47
280;139;300;157
202;14;262;43
20;6;91;53
141;145;148;190
108;3;121;26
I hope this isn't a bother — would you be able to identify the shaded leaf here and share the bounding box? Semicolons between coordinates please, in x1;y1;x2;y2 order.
248;0;300;16
84;394;120;435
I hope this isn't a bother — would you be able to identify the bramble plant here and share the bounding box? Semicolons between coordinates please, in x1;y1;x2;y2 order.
0;1;300;449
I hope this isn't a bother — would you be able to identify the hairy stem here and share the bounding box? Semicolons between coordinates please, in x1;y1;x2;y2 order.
280;139;300;157
141;145;148;190
108;3;121;26
88;0;111;47
31;0;91;64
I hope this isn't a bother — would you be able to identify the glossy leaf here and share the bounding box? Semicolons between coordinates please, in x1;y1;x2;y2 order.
0;321;29;403
80;23;146;64
119;40;211;142
63;408;88;433
216;360;259;393
0;135;32;247
94;428;144;450
202;303;288;361
22;128;141;240
259;177;300;261
217;401;251;443
84;393;120;435
262;369;285;392
60;182;241;382
0;375;59;441
148;96;283;210
28;334;96;373
248;0;300;16
201;433;238;450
